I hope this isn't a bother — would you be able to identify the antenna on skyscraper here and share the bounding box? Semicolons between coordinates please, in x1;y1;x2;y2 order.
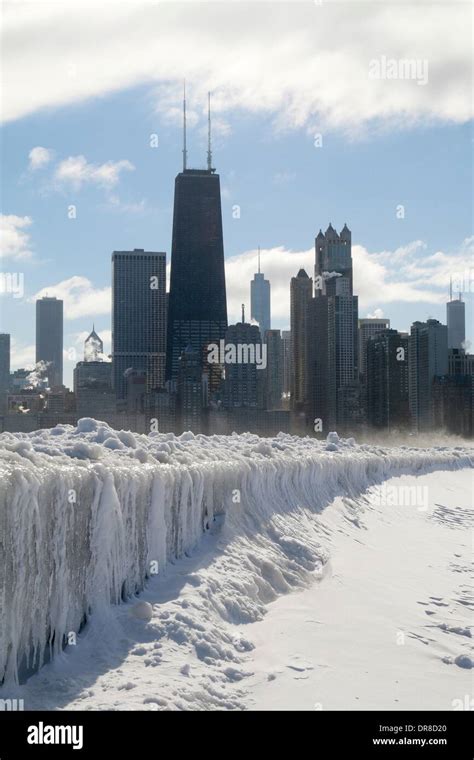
241;303;245;323
258;246;261;274
183;79;188;171
207;91;213;172
450;275;452;302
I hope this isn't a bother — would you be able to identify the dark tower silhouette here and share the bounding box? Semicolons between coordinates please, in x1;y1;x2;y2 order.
166;89;228;380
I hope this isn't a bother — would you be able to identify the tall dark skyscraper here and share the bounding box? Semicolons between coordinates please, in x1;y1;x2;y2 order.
0;333;10;412
409;318;448;432
265;329;283;410
310;224;359;431
366;329;409;431
315;223;353;295
358;317;390;382
223;312;262;409
0;333;10;393
36;296;63;387
166;90;227;380
290;269;312;412
112;249;166;400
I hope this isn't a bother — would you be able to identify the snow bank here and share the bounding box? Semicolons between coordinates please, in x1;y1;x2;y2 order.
0;419;472;684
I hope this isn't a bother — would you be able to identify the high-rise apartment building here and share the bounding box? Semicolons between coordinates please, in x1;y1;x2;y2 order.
223;316;262;409
281;330;291;397
0;333;10;413
36;296;63;387
290;269;312;413
358;318;391;381
112;249;166;400
366;329;409;431
177;345;204;433
265;329;283;410
409;319;448;431
0;333;10;394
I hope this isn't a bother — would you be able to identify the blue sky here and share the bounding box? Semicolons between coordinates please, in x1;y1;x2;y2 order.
1;1;472;388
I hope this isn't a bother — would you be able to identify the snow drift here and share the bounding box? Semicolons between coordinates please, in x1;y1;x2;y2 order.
0;419;472;684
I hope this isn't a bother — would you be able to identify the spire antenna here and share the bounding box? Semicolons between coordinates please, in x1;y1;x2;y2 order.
258;245;261;274
241;303;245;323
183;79;188;171
450;275;452;302
207;91;213;172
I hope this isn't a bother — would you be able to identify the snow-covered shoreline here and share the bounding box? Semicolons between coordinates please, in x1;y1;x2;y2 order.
0;418;472;686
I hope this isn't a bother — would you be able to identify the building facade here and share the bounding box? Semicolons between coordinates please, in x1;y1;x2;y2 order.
250;251;271;339
36;296;63;388
265;329;283;410
358;318;391;382
223;319;262;409
112;249;166;400
366;329;409;431
447;295;465;350
177;345;204;433
311;224;359;432
166;169;228;381
409;319;448;432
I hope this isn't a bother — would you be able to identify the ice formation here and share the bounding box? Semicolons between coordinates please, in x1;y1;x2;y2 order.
0;418;472;684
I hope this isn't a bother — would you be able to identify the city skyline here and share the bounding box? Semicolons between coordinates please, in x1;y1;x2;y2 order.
1;3;473;388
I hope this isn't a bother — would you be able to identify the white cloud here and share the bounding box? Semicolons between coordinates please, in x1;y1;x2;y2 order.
10;340;35;370
28;146;54;170
53;155;134;190
0;214;33;260
366;308;385;320
105;194;147;214
31;276;111;320
2;2;471;133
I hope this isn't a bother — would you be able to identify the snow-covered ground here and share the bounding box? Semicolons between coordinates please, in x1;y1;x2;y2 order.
243;469;473;711
0;421;472;710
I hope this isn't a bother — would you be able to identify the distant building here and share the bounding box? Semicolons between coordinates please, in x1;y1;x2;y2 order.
84;326;104;361
177;345;204;432
74;360;114;417
265;329;283;410
0;334;10;412
446;294;465;350
45;387;75;415
290;269;312;413
314;222;353;295
358;318;390;382
311;224;359;432
143;388;176;433
328;278;359;429
10;368;31;391
112;249;166;400
250;248;271;339
449;348;474;376
366;329;409;431
36;296;63;387
281;330;291;398
433;374;473;438
224;312;262;409
409;319;448;432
